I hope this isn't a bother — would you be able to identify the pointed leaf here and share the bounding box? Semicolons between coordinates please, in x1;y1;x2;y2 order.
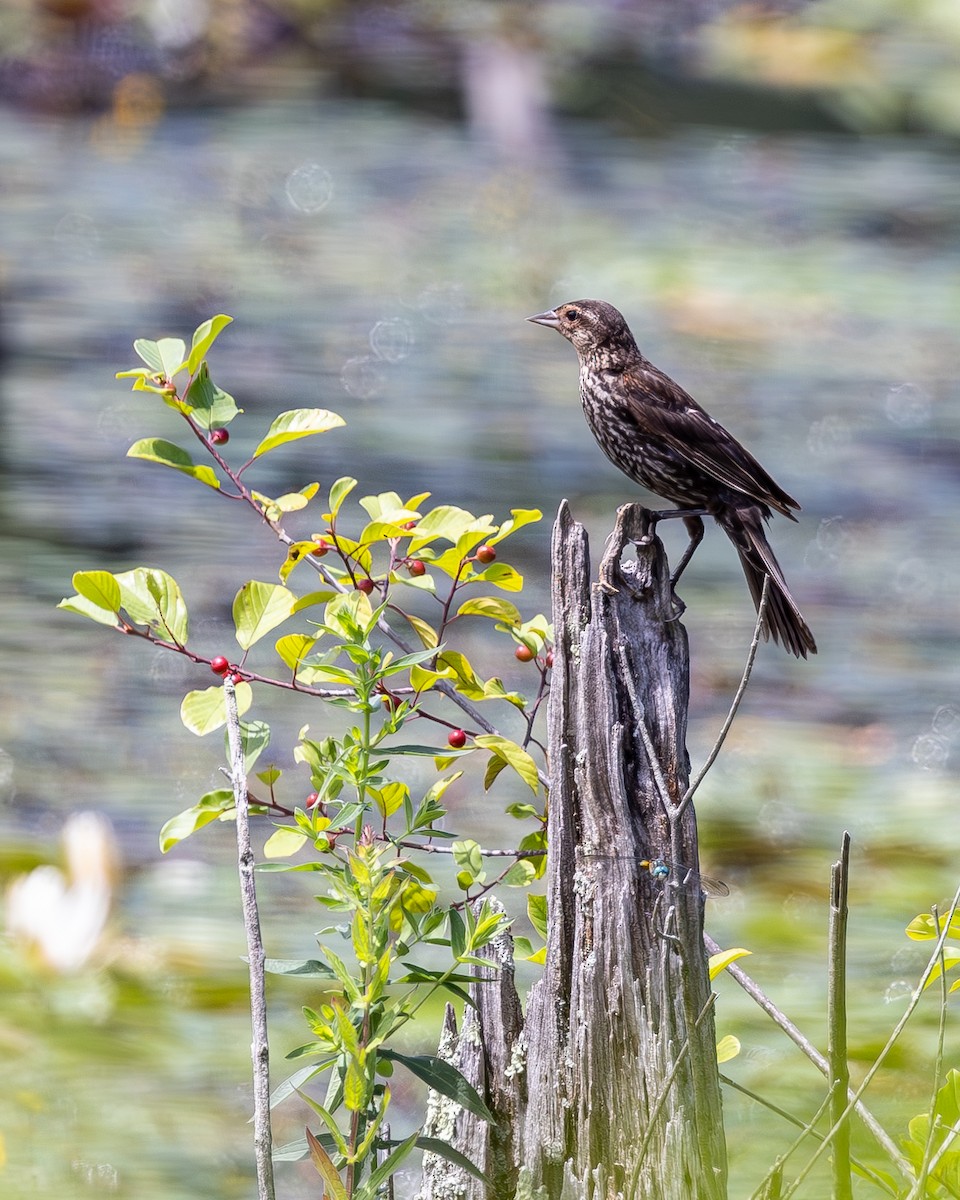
252;409;345;458
379;1049;495;1124
264;959;335;978
708;947;752;981
305;1127;349;1200
127;438;221;489
159;789;234;852
57;592;121;627
489;508;542;544
233;581;295;649
355;1132;419;1200
186;314;233;374
527;893;547;939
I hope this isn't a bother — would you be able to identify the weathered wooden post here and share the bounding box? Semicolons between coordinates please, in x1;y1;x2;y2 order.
420;500;728;1200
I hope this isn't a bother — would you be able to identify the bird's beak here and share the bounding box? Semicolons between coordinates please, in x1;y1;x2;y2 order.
526;309;561;329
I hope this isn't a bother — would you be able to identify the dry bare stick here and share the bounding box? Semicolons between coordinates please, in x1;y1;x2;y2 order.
679;574;769;818
224;678;276;1200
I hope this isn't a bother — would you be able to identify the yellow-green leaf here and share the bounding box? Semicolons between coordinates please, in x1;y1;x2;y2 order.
305;1128;349;1200
233;581;295;649
489;508;542;545
456;596;521;625
186;314;233;374
72;570;121;613
469;562;523;592
405;614;439;649
408;505;478;550
264;827;308;858
159;790;234;852
473;734;539;793
717;1035;741;1064
114;567;189;643
252;409;345;458
708;947;752;981
127;438;221;490
527;893;547;938
180;682;253;735
279;541;323;584
275;633;320;672
328;476;357;516
57;593;121;627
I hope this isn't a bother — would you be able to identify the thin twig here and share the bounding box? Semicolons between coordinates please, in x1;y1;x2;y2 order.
679;574;769;817
224;678;276;1200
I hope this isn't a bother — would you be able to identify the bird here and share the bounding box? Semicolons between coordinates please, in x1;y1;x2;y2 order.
527;298;816;658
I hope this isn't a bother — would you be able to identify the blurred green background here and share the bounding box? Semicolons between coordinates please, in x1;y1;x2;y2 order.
2;0;959;1195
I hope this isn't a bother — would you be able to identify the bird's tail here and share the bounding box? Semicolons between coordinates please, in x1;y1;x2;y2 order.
719;508;817;659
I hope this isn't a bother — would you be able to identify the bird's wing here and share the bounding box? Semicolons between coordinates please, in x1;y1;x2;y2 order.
624;366;800;517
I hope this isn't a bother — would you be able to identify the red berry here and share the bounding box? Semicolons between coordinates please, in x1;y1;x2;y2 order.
448;729;467;749
210;656;230;675
356;578;375;594
401;520;418;531
475;544;496;564
306;791;320;808
228;672;244;685
311;539;330;557
545;650;554;668
408;559;426;577
515;645;535;663
210;428;229;445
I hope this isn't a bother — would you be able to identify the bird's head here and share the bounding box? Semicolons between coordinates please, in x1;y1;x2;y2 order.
526;299;639;365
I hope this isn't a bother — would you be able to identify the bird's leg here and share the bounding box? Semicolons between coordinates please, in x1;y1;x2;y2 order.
668;513;706;587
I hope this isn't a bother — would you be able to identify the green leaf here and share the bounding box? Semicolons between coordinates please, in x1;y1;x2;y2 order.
233;719;270;772
159;789;234;852
405;614;439;649
469;563;523;592
455;596;521;625
473;734;539;793
263;959;335;977
180;682;253;735
275;633;320;673
380;1050;494;1124
127;438;221;490
133;338;164;373
113;567;189;642
354;1132;419;1200
407;505;478;549
133;336;186;378
186;314;233;374
183;361;241;430
305;1127;349;1200
57;592;121;627
489;507;542;544
233;581;295;649
71;570;121;613
252;409;345;458
415;1137;491;1185
328;476;357;516
503;859;537;887
527;893;548;939
264;827;308;858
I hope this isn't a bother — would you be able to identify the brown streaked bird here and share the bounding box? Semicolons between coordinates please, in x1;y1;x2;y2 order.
527;298;816;658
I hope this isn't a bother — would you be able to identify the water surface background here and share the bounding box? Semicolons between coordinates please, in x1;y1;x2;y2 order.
2;5;960;1195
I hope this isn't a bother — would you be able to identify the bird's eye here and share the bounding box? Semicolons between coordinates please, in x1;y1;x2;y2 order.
564;309;580;323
